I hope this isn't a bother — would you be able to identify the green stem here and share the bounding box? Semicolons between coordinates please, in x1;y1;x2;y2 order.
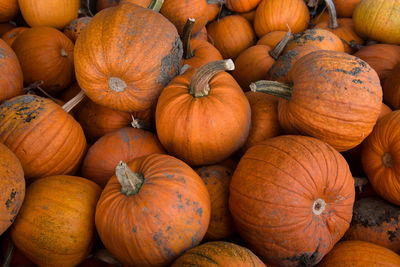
249;80;293;100
324;0;339;29
116;161;144;196
183;18;195;60
148;0;164;12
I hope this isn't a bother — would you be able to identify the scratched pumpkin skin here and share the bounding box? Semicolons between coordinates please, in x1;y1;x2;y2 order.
229;135;355;266
95;154;211;266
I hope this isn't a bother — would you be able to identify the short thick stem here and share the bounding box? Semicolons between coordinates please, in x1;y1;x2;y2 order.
382;153;394;168
116;161;144;196
312;198;326;215
189;59;235;97
60;48;68;57
183;18;195;60
62;90;86;113
250;80;293;100
148;0;164;12
324;0;339;29
269;26;292;60
131;115;151;130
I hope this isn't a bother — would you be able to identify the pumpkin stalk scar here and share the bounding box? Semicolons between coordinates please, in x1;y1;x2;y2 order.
189;59;234;97
382;153;394;168
116;161;144;196
312;198;326;215
60;48;68;57
109;77;127;92
183;18;196;60
62;90;86;113
249;80;292;100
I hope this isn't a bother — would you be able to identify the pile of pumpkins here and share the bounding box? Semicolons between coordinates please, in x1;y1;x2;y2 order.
0;0;400;266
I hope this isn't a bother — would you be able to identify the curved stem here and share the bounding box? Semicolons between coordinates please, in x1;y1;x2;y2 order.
148;0;164;12
62;90;86;113
189;59;235;97
2;238;14;267
269;25;292;60
131;115;152;130
324;0;339;29
250;80;293;100
116;161;144;196
183;18;195;60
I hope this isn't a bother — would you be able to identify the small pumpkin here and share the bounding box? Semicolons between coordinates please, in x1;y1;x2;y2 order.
238;9;256;23
95;154;211;266
383;63;400;110
226;0;261;13
64;16;91;42
0;0;19;23
256;30;290;47
333;0;361;18
11;175;101;267
207;1;221;22
1;27;28;47
0;39;23;103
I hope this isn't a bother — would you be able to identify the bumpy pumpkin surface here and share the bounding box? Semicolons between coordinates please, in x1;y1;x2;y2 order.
285;28;344;52
64;16;91;42
75;2;182;113
230;135;355;266
0;39;23;103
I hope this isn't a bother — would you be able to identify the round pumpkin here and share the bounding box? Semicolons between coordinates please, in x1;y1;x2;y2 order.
96;0;120;11
75;2;182;113
192;26;208;42
0;143;24;235
11;175;101;267
226;0;261;13
0;0;19;23
0;95;87;180
156;60;251;166
171;241;265;266
0;39;23;103
238;9;256;23
230;135;355;266
333;0;361;18
64;16;91;42
12;26;75;93
207;2;221;22
95;154;211;266
18;0;80;29
383;63;400;110
1;27;28;47
256;31;290;47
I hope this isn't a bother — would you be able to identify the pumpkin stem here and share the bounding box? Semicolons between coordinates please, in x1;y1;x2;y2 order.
23;81;59;103
206;0;225;4
382;153;394;168
148;0;164;12
250;80;292;100
183;18;196;60
353;177;368;192
189;59;234;97
109;77;127;92
60;48;68;57
116;161;144;196
3;238;14;267
269;25;292;60
131;115;151;130
93;249;122;266
62;90;86;113
312;198;326;215
324;0;339;29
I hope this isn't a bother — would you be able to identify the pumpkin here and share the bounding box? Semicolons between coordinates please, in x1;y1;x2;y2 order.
0;94;87;180
182;18;222;69
156;60;251;166
1;27;28;47
196;165;235;240
81;127;165;187
192;26;208;42
2;232;35;267
311;10;329;25
18;0;80;29
11;175;101;267
12;26;74;93
353;0;400;45
0;0;18;23
362;110;400;205
251;50;382;152
0;39;23;103
254;0;309;37
226;0;261;13
171;241;265;266
207;15;255;60
0;23;15;36
207;2;221;22
353;44;400;83
256;30;290;47
314;0;363;53
318;240;400;266
64;16;91;42
383;63;400;110
160;0;208;36
343;197;400;253
333;0;361;18
0;143;24;235
75;2;182;113
95;154;211;266
230;135;355;266
96;0;120;11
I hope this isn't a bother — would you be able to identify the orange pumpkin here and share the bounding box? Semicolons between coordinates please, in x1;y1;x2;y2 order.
11;175;101;267
96;0;120;11
0;0;19;23
333;0;361;18
0;23;15;36
156;60;251;166
226;0;261;13
207;2;221;22
285;28;344;52
95;154;211;266
230;135;355;266
12;26;74;93
81;127;165;187
256;31;290;47
311;10;329;25
237;9;256;23
1;27;28;47
192;26;208;42
0;39;23;103
383;63;400;110
18;0;80;29
64;16;91;42
75;2;182;113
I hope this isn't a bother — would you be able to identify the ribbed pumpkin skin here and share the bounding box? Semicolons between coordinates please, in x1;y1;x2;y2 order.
318;240;400;266
362;111;400;205
12;27;75;92
285;29;344;53
229;135;355;266
18;0;80;29
0;143;24;235
11;176;101;267
1;27;28;47
0;95;87;180
182;39;223;69
383;63;400;110
75;2;182;113
0;0;18;23
343;197;400;253
64;16;91;42
171;241;265;266
353;0;400;45
226;0;261;13
207;3;220;22
196;165;235;241
254;0;309;37
0;39;23;103
81;127;165;188
333;0;361;18
256;31;288;47
278;50;382;152
95;154;211;266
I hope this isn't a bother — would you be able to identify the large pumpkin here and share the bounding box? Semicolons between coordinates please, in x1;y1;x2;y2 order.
18;0;80;29
0;39;23;103
251;50;382;152
95;154;211;266
11;175;101;267
0;0;19;23
75;2;182;113
0;95;87;180
229;135;355;266
156;60;251;166
0;143;24;235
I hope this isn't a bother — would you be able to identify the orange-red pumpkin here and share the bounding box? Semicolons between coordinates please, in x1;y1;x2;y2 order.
1;27;28;47
95;154;211;266
383;63;400;110
226;0;261;13
0;39;23;103
311;10;330;25
96;0;120;11
333;0;361;18
207;2;221;22
256;31;289;47
0;0;19;23
0;23;15;36
238;9;256;23
64;16;91;42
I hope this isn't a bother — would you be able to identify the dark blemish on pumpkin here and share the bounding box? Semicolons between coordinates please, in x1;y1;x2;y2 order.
333;67;362;77
344;87;348;91
24;111;37;122
132;226;137;233
163;247;174;258
0;53;4;59
351;197;400;227
158;37;183;86
2;95;37;108
268;50;298;80
166;226;171;231
353;79;363;84
286;243;320;267
42;205;48;210
5;189;17;209
163;173;174;178
187;251;220;264
143;206;150;214
196;207;203;217
297;29;324;43
387;227;400;242
153;232;162;246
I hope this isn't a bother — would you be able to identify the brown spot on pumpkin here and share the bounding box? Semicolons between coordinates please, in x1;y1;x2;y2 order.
388;227;400;242
333;67;363;77
5;189;17;209
158;37;183;86
353;79;363;84
286;243;320;267
352;197;400;227
269;50;299;80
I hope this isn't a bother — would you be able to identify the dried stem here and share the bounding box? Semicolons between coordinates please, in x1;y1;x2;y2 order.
116;161;144;196
250;80;293;100
62;90;86;113
183;18;195;60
